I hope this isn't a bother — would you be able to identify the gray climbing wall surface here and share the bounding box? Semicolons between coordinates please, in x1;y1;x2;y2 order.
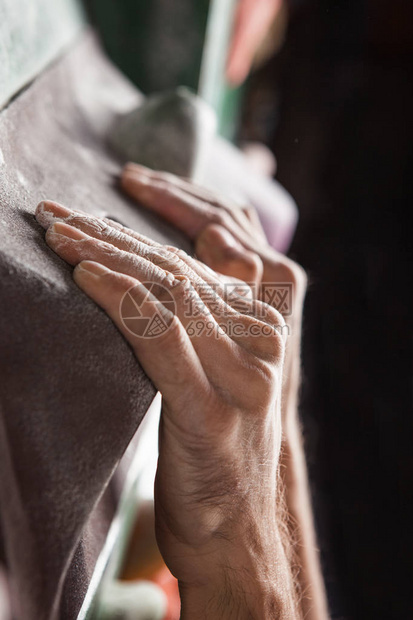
0;0;85;109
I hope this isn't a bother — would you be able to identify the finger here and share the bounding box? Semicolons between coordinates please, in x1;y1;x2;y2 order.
74;259;273;400
38;203;219;298
241;205;268;243
36;199;280;288
121;166;301;298
196;224;263;289
121;169;295;291
45;221;160;277
123;163;252;233
36;200;164;251
161;246;279;356
38;202;257;322
123;163;221;205
72;261;209;417
42;212;241;320
44;218;239;378
47;222;282;365
121;169;214;238
40;202;285;349
74;261;283;422
121;165;256;247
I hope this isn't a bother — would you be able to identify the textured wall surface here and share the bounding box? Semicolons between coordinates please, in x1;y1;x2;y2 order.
0;0;84;109
0;32;191;620
0;9;297;617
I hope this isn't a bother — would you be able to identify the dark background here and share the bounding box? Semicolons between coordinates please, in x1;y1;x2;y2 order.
242;1;413;618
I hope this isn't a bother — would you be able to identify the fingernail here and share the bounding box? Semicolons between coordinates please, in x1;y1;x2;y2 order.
122;172;148;187
121;168;151;187
49;222;89;240
36;201;73;228
39;201;72;217
123;162;151;176
76;261;111;276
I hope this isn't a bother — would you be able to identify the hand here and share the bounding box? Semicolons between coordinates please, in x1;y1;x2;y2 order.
119;166;328;619
120;164;307;432
35;201;299;619
120;163;306;313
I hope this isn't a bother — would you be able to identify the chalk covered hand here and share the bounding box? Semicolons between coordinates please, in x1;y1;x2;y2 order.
36;201;299;619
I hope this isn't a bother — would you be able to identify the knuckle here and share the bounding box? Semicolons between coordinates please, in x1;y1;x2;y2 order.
165;246;190;263
151;247;192;276
106;226;128;247
290;262;307;290
172;276;195;302
174;279;211;317
253;300;285;329
266;305;286;329
242;204;257;220
242;251;263;278
211;209;231;228
266;328;285;364
255;321;285;365
164;244;179;254
173;273;192;287
85;218;131;250
226;282;253;307
296;264;308;290
246;356;279;398
210;197;232;212
231;312;285;365
173;258;195;280
280;260;307;290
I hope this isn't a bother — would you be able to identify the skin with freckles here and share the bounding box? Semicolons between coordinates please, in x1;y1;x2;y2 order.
35;165;328;619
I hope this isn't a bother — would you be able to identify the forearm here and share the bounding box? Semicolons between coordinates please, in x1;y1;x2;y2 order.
282;426;328;620
281;328;329;620
178;528;301;620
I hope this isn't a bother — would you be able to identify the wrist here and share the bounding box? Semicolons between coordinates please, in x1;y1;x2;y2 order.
179;580;285;620
178;529;299;620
